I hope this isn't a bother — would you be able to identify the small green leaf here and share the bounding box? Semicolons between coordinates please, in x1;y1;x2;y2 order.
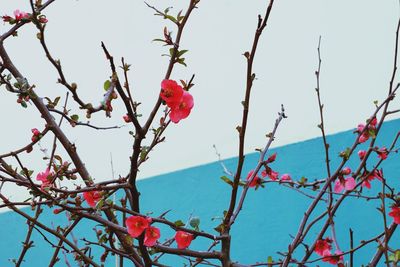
174;220;185;227
177;49;188;57
71;114;79;122
53;96;61;107
103;80;111;91
220;176;233;186
189;217;200;230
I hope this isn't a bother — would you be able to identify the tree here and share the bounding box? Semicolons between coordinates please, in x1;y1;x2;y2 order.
0;0;399;266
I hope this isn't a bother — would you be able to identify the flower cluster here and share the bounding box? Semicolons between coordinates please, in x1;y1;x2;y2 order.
83;190;102;207
125;216;160;247
2;10;30;24
314;237;343;265
333;167;355;193
31;128;41;142
125;215;194;248
160;79;194;123
356;117;377;143
246;153;292;188
362;169;382;189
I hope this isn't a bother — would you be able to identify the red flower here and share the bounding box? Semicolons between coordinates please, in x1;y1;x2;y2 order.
160;79;184;106
376;147;388;160
362;170;382;189
389;206;400;224
144;226;160;247
246;170;261;188
31;128;40;136
169;91;194;123
175;230;194;249
83;190;102;207
358;150;366;160
314;238;332;256
126;216;150;238
123;114;131;123
36;168;52;190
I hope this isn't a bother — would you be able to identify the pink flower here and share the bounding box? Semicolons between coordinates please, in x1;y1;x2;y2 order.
261;168;279;181
334;177;356;193
83;190;102;207
280;174;292;181
144;226;160;247
341;167;351;175
377;147;388;160
322;250;344;265
169;91;194;123
13;10;29;21
389;206;400;224
126;216;150;238
314;238;332;256
246;170;261;188
123;114;131;123
358;150;366;160
160;79;184;107
175;231;194;249
36;168;52;190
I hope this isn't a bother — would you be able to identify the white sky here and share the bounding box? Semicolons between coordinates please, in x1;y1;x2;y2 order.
1;0;399;202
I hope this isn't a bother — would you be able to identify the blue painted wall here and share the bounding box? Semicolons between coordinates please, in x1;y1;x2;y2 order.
0;119;399;266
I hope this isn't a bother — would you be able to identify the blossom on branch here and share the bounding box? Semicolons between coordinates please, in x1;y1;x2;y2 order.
36;168;53;190
246;170;261;188
144;226;161;247
126;216;151;238
174;230;194;249
334;177;355;193
160;79;194;123
389;206;400;224
83;190;102;207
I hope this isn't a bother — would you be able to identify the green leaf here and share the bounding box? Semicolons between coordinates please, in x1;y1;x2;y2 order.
71;114;79;122
103;80;111;91
174;220;185;227
21;101;27;108
53;96;61;107
177;58;187;67
267;256;273;263
339;147;351;160
189;217;200;230
152;38;166;43
220;176;233;186
177;49;188;57
214;223;224;234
